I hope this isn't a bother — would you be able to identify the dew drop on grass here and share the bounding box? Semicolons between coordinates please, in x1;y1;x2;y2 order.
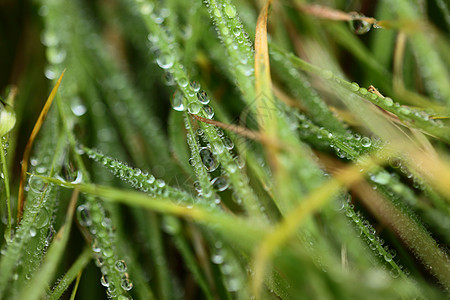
224;5;236;18
178;77;188;87
211;176;229;191
29;175;46;193
399;106;411;115
360;137;371;147
187;102;201;114
146;174;155;184
171;91;185;111
90;240;100;254
101;274;109;287
349;14;372;35
197;90;210;104
35;208;49;228
46;47;66;64
203;105;214;119
190;81;200;92
76;205;92;227
115;260;127;272
95;256;104;267
212;253;224;264
162;216;180;234
371;172;390;185
70;97;87;117
29;227;37;237
350;82;360;92
44;67;56;80
139;2;154;15
223;137;234;150
382;97;393;106
384;252;393;262
225;278;241;292
162;71;175;86
121;274;133;291
199;147;218;172
359;87;368;95
196;128;204;136
103;247;114;258
156;53;174;69
389;268;400;278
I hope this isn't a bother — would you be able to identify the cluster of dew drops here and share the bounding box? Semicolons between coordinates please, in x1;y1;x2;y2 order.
76;203;133;295
190;127;240;202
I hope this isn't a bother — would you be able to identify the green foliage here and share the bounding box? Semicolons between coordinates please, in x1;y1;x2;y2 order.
0;0;449;299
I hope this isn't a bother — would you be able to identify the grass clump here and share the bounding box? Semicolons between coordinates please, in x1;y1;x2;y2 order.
0;0;449;299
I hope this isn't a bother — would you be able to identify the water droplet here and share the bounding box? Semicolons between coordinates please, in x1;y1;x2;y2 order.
196;128;204;136
389;268;400;278
360;137;371;147
35;208;49;228
211;176;229;191
139;2;154;15
29;227;37;237
371;172;390;185
171;91;185;111
103;247;114;258
190;81;200;92
115;260;127;272
173;77;187;89
156;179;165;188
91;239;101;253
162;216;180;234
399;106;411;115
384;252;393;262
146;175;155;184
76;205;92;227
162;71;175;86
71;97;87;116
95;256;104;267
225;278;241;292
46;47;66;64
350;82;360;92
156;53;174;69
223;137;234;150
29;175;46;193
224;5;236;18
197;90;209;105
211;254;224;264
203;105;214;119
359;87;368;95
101;274;109;287
187;102;201;114
349;13;372;35
44;67;56;80
121;274;133;291
199;147;218;172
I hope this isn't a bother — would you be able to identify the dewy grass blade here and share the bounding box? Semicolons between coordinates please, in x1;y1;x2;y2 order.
48;247;92;300
17;70;65;221
19;188;79;300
